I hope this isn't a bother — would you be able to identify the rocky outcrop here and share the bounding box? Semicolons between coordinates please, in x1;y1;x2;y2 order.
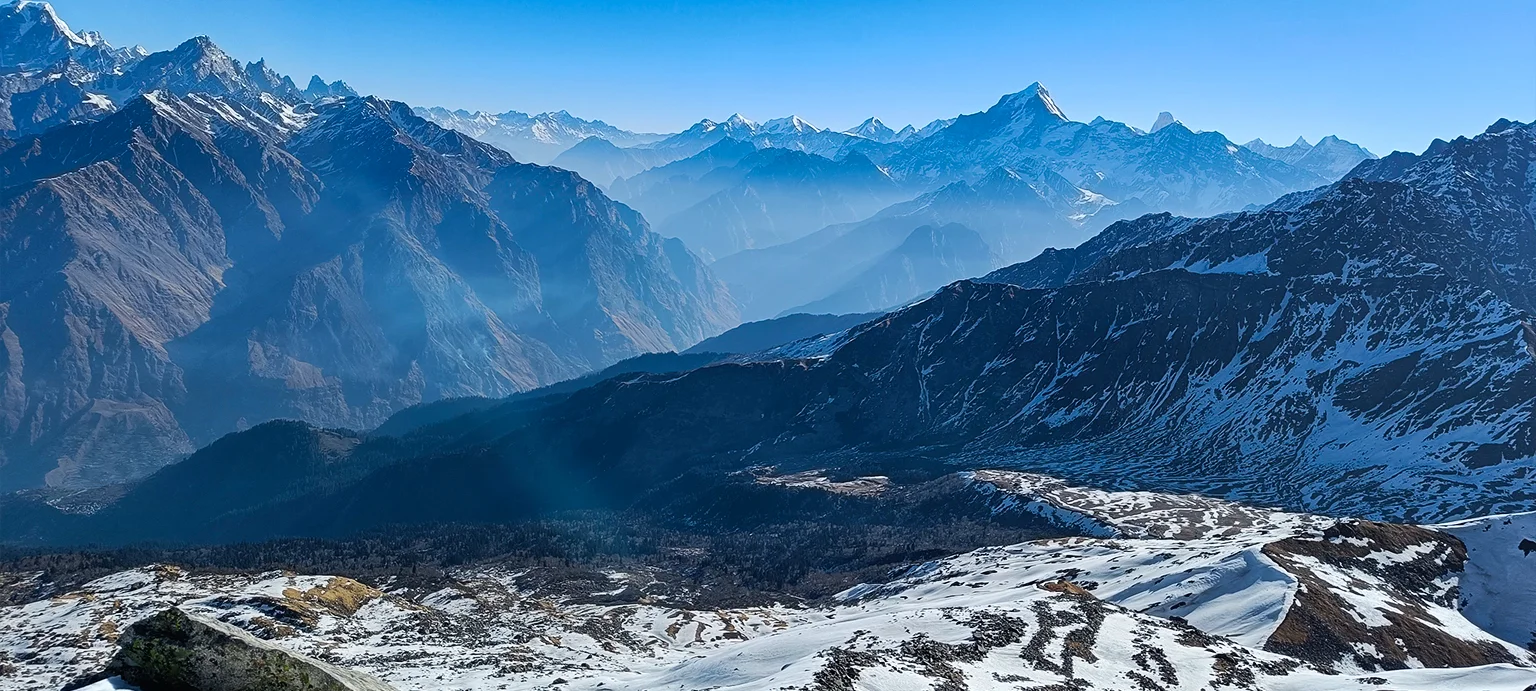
77;608;395;691
1263;521;1524;671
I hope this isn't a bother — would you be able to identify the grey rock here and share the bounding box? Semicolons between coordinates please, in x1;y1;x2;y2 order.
88;607;396;691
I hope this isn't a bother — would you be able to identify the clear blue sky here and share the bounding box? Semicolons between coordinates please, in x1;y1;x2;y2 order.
49;0;1536;155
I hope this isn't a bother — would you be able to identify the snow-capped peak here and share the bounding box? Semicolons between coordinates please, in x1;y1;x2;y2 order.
723;113;757;129
761;114;820;134
845;117;902;143
5;0;94;46
167;35;230;65
995;82;1066;121
1151;111;1179;133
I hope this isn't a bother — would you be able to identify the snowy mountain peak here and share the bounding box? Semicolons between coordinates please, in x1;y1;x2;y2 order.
845;116;899;142
168;35;229;64
995;82;1066;120
303;74;357;100
2;0;110;70
1240;133;1374;180
1151;111;1179;132
908;117;955;140
761;114;820;134
723;112;756;129
4;0;89;45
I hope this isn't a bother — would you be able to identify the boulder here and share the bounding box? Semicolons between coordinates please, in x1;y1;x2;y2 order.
77;608;395;691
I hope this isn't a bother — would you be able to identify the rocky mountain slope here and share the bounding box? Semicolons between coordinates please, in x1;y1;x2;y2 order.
795;222;998;315
0;91;736;489
683;311;881;355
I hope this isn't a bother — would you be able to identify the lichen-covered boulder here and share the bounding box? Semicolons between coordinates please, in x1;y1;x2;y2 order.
91;608;396;691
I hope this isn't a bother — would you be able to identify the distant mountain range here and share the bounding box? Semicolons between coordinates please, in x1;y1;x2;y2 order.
419;84;1379;330
713;162;1136;319
413;106;663;164
542;83;1377;319
883;84;1347;217
1243;134;1379;180
648;149;914;260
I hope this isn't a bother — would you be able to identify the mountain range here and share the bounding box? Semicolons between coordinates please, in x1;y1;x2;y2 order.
712;163;1136;319
0;2;1413;500
542;83;1377;321
0;0;355;139
414;106;663;164
9;118;1528;544
648;149;914;260
0;87;735;489
1244;134;1379;180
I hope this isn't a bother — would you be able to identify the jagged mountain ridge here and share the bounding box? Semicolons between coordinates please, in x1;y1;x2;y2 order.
550;113;880;187
0;0;137;72
0;1;349;139
884;83;1333;217
414;106;663;165
0;91;736;489
1244;133;1378;180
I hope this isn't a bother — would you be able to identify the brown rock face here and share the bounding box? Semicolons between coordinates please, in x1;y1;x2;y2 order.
1262;521;1523;671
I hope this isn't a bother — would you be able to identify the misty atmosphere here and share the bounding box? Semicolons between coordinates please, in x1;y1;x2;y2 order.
0;1;1534;689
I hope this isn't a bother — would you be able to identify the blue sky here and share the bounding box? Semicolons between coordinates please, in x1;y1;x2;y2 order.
49;0;1536;155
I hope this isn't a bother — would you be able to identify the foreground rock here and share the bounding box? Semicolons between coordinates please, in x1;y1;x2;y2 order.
74;608;394;691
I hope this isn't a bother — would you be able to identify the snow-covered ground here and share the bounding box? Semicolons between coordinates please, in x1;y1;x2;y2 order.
3;478;1533;691
1438;512;1536;650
